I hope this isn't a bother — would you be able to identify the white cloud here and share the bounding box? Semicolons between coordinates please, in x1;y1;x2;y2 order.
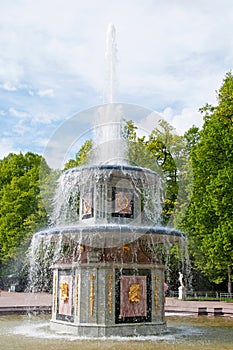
0;81;17;91
13;119;32;136
35;137;50;148
136;111;163;136
0;0;233;162
9;107;29;119
160;107;203;135
0;0;232;106
0;138;19;159
136;106;203;136
37;89;54;97
8;107;60;125
32;112;61;125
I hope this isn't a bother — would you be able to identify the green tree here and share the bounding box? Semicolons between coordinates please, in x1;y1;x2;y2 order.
148;120;187;225
0;152;51;282
122;120;158;171
173;126;200;227
64;140;93;170
181;72;233;293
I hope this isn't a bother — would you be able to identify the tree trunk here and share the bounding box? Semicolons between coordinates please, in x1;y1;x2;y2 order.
228;265;232;294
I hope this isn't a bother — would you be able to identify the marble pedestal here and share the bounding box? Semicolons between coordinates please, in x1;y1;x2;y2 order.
178;286;186;300
50;262;166;337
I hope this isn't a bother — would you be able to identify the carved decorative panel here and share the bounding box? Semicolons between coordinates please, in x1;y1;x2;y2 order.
115;269;151;323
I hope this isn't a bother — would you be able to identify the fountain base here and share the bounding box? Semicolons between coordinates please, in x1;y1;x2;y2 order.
50;320;166;337
51;256;166;336
42;164;186;337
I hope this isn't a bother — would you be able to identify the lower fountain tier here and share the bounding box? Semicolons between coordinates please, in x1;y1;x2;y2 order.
51;263;166;337
35;224;185;248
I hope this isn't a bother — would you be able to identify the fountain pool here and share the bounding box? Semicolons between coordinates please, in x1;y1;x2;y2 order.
1;314;233;350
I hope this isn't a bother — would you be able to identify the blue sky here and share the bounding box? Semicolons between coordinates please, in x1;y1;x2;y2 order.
0;0;233;168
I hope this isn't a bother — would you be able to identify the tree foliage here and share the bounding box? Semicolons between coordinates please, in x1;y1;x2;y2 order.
64;140;93;170
147;119;187;224
181;72;233;292
0;152;51;280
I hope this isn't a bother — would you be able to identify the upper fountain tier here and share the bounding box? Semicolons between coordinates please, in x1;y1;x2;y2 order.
41;163;185;248
52;164;162;228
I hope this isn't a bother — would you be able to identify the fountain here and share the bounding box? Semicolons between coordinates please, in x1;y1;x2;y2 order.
1;25;232;350
30;24;186;337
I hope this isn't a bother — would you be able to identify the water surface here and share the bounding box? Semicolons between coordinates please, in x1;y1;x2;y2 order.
1;314;233;350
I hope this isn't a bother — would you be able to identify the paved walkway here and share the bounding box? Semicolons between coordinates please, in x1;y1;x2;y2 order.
165;297;233;316
0;291;52;314
0;291;52;307
0;292;232;316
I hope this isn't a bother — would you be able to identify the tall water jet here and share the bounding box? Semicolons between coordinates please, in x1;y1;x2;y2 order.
31;24;186;337
104;23;117;104
93;24;126;165
92;103;127;165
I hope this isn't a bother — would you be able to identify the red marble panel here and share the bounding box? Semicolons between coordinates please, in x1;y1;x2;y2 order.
120;276;147;318
58;275;72;316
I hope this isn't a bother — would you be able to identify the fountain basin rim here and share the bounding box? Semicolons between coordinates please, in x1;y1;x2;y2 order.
64;164;160;176
35;224;186;241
